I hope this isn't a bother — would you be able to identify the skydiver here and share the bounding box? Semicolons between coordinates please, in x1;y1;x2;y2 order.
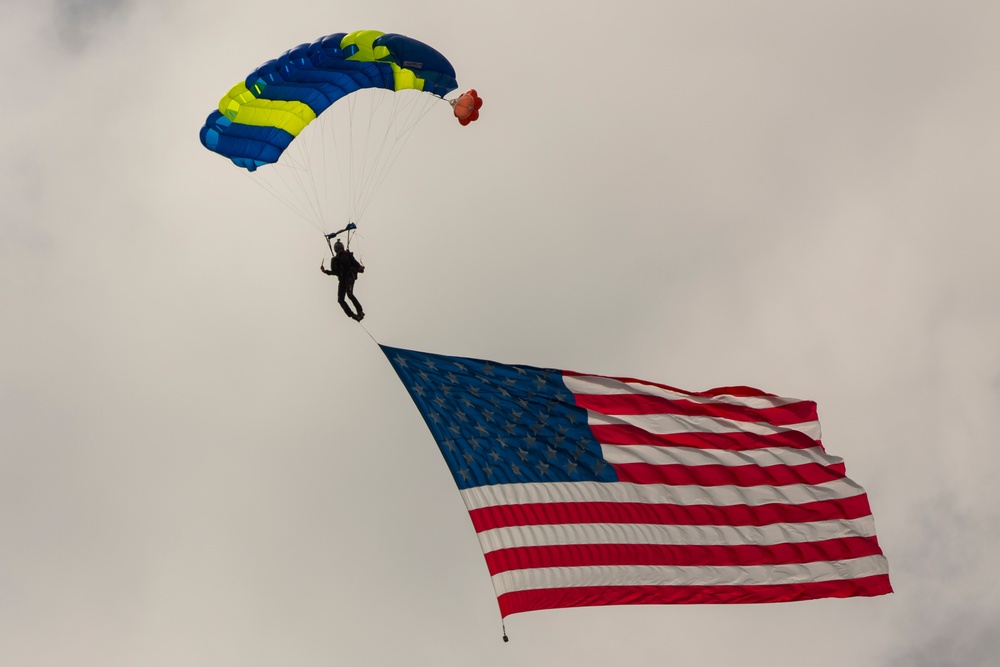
321;240;366;321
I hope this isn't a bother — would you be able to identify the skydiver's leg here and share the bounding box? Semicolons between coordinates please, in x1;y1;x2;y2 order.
345;279;364;319
337;281;357;318
347;291;364;318
349;296;364;320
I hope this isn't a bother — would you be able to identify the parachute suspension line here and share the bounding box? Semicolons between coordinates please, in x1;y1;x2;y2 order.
347;92;373;222
352;89;388;221
241;166;323;233
352;90;392;220
311;109;342;231
367;92;418;190
295;112;325;229
246;88;446;236
354;93;440;221
342;95;355;222
346;91;442;223
318;104;333;229
271;135;314;221
258;100;358;235
241;117;336;235
287;134;327;231
322;92;354;231
283;156;325;232
348;93;368;222
355;91;414;218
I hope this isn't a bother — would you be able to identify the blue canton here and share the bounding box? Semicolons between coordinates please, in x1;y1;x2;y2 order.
382;346;618;490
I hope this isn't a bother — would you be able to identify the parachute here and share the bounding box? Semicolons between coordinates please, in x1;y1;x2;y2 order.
199;30;480;236
452;89;483;126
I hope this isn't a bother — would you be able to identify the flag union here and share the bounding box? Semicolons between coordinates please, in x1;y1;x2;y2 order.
385;346;616;488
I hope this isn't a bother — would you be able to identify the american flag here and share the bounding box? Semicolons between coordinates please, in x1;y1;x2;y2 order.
382;345;891;618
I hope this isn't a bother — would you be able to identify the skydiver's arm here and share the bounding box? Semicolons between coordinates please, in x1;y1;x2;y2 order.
320;260;335;275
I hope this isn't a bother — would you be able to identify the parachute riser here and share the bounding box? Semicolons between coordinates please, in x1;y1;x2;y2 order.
325;221;358;255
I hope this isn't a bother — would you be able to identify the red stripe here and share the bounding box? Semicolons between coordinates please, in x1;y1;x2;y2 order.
484;537;885;575
497;575;893;617
468;495;873;533
573;393;818;427
612;461;845;487
561;371;776;400
697;385;785;399
591;423;821;451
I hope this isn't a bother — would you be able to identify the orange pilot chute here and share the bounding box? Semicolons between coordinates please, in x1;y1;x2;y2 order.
451;89;483;126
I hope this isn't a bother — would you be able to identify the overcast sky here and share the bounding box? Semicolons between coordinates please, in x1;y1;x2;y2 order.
2;1;999;665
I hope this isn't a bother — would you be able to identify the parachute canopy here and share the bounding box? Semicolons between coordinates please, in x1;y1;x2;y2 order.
199;30;460;172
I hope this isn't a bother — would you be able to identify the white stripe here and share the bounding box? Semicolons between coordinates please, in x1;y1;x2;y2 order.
601;444;844;469
460;479;868;511
475;516;877;554
586;410;823;441
563;374;806;410
491;555;890;595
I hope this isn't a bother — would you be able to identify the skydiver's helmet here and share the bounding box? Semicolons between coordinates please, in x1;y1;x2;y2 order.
333;240;345;253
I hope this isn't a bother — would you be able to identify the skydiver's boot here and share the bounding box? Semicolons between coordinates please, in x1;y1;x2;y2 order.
347;293;364;321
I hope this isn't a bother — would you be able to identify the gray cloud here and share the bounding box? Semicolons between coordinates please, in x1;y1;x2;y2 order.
891;608;1000;667
2;1;1000;665
52;0;132;50
885;495;1000;667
